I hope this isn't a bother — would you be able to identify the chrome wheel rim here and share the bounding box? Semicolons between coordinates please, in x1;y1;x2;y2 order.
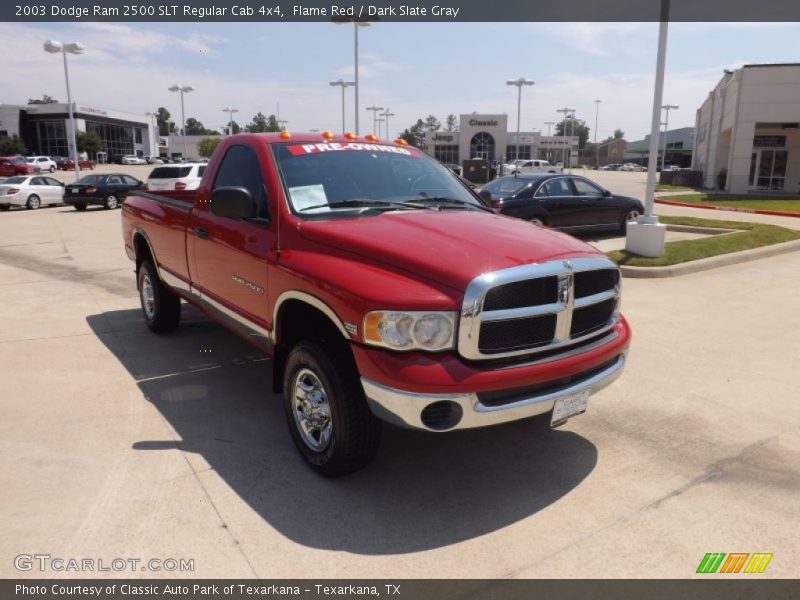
106;196;118;209
141;272;155;320
530;218;544;226
29;196;40;209
627;210;640;222
292;368;332;452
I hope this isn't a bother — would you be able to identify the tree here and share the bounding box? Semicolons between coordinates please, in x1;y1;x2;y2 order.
156;107;177;136
614;129;625;139
197;137;222;158
245;113;282;133
75;131;102;157
28;94;58;105
424;114;441;132
224;121;242;135
555;118;591;148
445;114;458;132
184;118;216;136
0;135;26;155
398;119;427;147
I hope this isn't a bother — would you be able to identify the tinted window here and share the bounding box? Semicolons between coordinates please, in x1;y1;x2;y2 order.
122;176;139;185
150;166;191;178
213;145;269;219
539;178;572;197
107;175;123;184
76;175;102;185
572;178;603;196
496;179;529;195
198;166;206;177
3;176;26;184
45;177;62;186
31;177;46;185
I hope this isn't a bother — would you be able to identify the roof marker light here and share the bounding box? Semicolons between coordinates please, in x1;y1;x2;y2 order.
395;138;409;146
279;131;292;140
344;132;357;140
322;131;335;140
364;134;378;142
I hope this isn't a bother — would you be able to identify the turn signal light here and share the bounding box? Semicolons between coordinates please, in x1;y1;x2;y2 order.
395;138;409;146
279;131;292;139
364;134;378;142
175;182;187;191
322;131;335;140
344;132;357;140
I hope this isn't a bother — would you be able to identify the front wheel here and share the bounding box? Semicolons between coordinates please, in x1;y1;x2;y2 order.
73;203;87;211
283;342;381;477
530;216;547;227
621;209;640;233
49;166;56;173
137;260;180;333
26;195;41;210
103;194;119;210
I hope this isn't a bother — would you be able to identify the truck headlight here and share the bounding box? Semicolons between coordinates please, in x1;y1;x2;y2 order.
363;311;455;352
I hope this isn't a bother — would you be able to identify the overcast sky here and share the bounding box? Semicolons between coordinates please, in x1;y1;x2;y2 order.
4;21;800;141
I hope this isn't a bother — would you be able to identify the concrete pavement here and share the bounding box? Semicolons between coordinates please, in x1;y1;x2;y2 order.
0;205;797;579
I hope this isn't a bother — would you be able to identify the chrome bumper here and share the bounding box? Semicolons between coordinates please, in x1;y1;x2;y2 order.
361;354;625;431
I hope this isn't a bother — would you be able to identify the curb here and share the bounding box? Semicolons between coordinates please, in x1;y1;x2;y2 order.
619;238;800;278
655;197;800;219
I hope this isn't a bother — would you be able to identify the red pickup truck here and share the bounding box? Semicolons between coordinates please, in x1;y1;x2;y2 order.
121;133;630;476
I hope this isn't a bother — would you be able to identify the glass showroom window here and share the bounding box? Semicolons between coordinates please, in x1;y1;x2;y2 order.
505;145;531;161
34;120;68;157
434;145;459;163
86;121;135;157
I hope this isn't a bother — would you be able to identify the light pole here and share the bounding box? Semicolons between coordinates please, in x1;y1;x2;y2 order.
333;19;372;135
366;105;384;136
44;40;84;178
506;78;534;163
277;119;288;131
168;85;193;158
556;108;575;168
222;107;239;136
544;121;555;136
375;118;385;138
661;104;679;170
380;109;394;140
145;111;159;158
330;79;355;133
594;99;601;168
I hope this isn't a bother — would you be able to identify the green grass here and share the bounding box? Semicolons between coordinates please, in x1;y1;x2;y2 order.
608;216;800;267
655;184;696;192
666;193;800;213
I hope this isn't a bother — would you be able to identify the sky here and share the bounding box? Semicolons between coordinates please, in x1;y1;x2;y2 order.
3;21;800;142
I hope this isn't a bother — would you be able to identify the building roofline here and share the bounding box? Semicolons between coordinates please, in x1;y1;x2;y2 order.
743;62;800;68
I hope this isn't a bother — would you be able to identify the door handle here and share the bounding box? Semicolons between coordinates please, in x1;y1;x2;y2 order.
194;227;208;239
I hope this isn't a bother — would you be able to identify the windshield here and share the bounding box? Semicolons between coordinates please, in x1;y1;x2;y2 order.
150;166;192;179
2;176;27;184
273;141;481;216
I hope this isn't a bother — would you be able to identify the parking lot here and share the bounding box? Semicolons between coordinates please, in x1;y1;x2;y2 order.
1;171;798;579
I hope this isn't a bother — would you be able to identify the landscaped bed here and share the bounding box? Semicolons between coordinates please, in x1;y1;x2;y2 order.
654;184;697;192
660;193;800;214
608;216;800;267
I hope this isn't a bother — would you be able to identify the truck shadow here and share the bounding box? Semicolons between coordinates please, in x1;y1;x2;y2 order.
87;308;598;555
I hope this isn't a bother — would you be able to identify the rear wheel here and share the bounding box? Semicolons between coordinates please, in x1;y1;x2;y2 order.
530;216;547;226
73;203;87;211
103;194;119;210
26;195;41;210
137;260;180;333
621;209;640;233
49;166;56;173
283;341;381;477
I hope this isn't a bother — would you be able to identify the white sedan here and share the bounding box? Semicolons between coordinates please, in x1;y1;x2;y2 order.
0;175;64;210
26;156;58;173
122;155;148;165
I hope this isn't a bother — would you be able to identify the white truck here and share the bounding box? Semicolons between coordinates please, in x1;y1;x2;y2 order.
503;159;563;175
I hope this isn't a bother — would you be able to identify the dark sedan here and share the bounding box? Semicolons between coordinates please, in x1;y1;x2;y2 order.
63;173;145;210
478;174;644;233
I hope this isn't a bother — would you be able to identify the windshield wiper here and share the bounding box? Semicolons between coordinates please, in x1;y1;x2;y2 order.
299;198;427;212
408;195;493;212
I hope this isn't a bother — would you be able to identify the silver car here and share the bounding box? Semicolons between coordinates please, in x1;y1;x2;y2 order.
0;175;65;210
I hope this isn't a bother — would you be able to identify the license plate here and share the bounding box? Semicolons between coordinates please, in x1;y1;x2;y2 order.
550;390;589;426
71;188;79;193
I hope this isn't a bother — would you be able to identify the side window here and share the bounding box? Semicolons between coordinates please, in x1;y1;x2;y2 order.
212;145;269;220
534;183;548;198
107;175;122;184
571;178;603;196
30;177;44;185
46;177;62;186
544;178;572;197
122;176;139;185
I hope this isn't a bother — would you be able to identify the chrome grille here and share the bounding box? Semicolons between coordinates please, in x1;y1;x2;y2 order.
458;257;621;360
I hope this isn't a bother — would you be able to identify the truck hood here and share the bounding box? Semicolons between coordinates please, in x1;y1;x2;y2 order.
297;210;603;292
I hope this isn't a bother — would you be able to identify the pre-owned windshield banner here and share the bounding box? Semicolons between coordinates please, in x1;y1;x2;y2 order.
6;0;800;22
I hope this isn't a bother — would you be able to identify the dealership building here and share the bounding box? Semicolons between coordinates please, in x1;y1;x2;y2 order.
693;63;800;193
423;113;578;165
0;103;156;161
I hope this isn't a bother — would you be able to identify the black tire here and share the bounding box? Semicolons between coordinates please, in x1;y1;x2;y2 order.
49;166;56;173
0;205;10;211
283;341;381;477
137;260;180;333
74;203;87;211
26;195;41;210
621;209;640;233
530;216;548;227
103;194;119;210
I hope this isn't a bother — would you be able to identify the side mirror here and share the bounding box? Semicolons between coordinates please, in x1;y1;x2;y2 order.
478;190;492;205
210;186;255;219
602;189;611;197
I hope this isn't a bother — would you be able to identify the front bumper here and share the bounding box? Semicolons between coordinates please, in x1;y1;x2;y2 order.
355;316;630;431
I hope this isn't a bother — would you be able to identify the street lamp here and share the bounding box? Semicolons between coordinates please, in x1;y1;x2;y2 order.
366;105;384;136
222;107;239;136
544;121;555;136
506;78;534;163
44;40;84;178
168;84;193;158
379;109;394;140
330;79;355;133
277;119;288;131
145;111;159;158
661;104;679;171
556;108;575;168
375;118;385;138
333;18;372;135
594;99;601;168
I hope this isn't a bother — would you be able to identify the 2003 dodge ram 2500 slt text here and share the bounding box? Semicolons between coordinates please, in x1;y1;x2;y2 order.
121;133;631;476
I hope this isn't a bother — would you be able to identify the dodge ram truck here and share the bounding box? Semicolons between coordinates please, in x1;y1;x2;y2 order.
121;132;631;476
